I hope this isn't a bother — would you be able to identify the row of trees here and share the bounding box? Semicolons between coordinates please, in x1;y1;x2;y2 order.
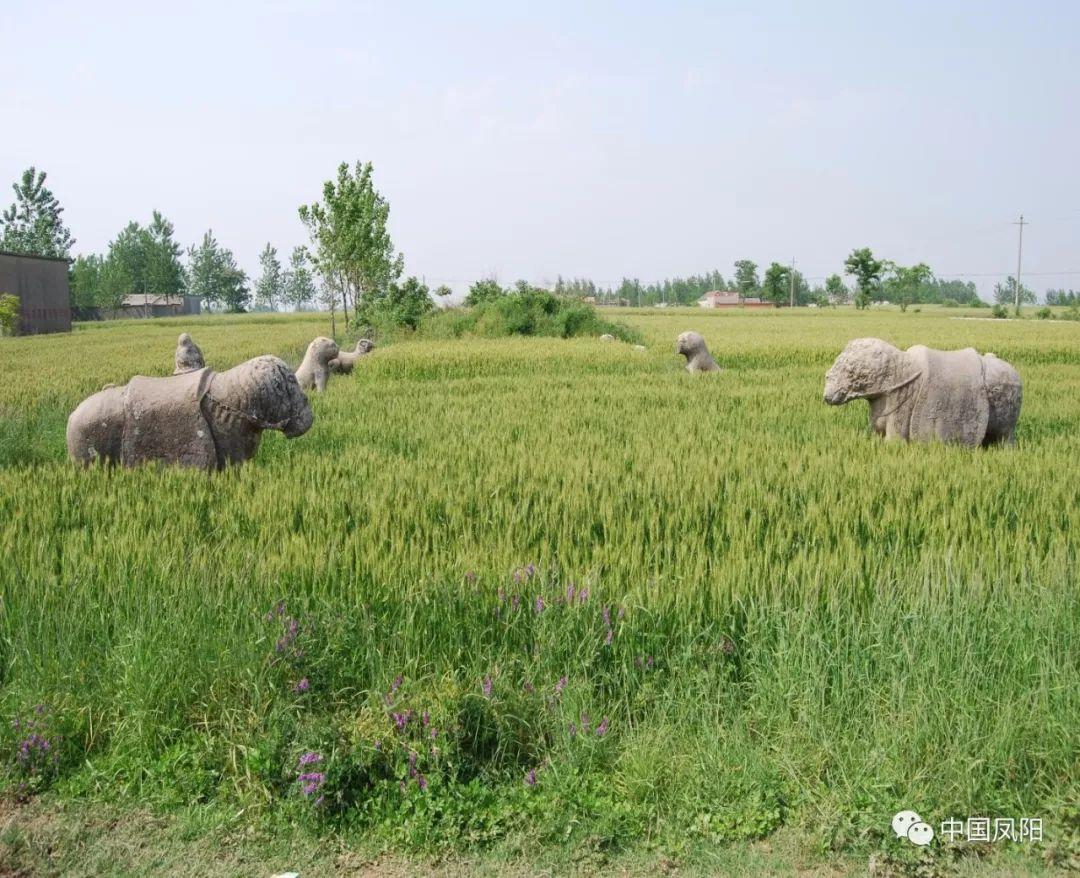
1044;288;1079;306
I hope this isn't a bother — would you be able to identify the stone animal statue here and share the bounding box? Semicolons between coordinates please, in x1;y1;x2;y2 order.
599;333;616;342
66;356;313;470
675;331;721;373
174;333;205;374
328;338;375;374
294;337;340;393
823;338;1022;446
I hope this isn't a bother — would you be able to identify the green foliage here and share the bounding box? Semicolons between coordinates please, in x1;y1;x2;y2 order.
761;262;790;306
299;161;404;324
0;167;74;259
884;262;932;313
284;246;318;311
355;276;434;331
1037;306;1053;320
993;275;1036;308
186;230;249;312
430;282;638;342
992;304;1008;318
0;293;20;335
733;260;759;295
254;243;285;312
824;274;848;304
843;247;884;302
464;278;505;307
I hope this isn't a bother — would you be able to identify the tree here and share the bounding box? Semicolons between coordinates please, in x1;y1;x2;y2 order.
284;246;317;311
187;231;249;311
465;278;505;307
253;243;285;311
761;262;791;305
0;167;74;259
355;275;433;329
844;248;885;309
734;260;759;295
434;284;453;306
885;262;932;313
106;222;150;296
299;161;404;327
70;254;104;311
143;211;185;296
825;274;849;305
993;276;1035;309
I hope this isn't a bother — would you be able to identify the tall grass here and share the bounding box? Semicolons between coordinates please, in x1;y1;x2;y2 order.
0;307;1077;863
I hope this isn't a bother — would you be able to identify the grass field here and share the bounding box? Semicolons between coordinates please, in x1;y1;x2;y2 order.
1;306;1078;874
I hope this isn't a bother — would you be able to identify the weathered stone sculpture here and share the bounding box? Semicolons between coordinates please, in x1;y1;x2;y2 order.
294;337;340;393
173;332;205;374
823;338;1022;445
328;338;375;374
66;356;313;470
599;333;616;342
675;331;721;373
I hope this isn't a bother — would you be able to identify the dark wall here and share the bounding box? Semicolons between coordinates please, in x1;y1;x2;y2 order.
0;251;72;334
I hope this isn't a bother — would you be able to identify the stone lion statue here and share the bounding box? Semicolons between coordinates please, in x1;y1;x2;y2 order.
294;337;339;393
329;338;375;374
675;331;721;373
174;333;205;374
823;338;1022;446
66;356;313;470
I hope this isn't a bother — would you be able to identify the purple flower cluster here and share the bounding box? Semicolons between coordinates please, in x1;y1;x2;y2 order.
267;601;310;695
633;655;655;670
601;604;624;646
405;749;428;792
482;676;493;698
11;705;60;781
296;751;325;804
569;713;610;738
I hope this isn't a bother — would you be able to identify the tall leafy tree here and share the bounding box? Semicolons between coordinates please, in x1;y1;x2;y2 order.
761;262;791;305
299;161;404;327
0;167;74;259
186;230;249;311
824;273;849;304
253;243;285;311
70;254;104;310
733;260;759;295
885;262;933;312
356;276;433;329
465;278;505;307
144;211;186;295
106;222;150;296
844;247;885;309
284;246;317;311
993;276;1035;307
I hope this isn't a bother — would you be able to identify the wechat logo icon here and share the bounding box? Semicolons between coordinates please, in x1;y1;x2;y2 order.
893;810;934;846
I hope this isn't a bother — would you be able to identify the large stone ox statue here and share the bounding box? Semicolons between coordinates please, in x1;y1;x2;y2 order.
823;338;1022;446
66;355;313;470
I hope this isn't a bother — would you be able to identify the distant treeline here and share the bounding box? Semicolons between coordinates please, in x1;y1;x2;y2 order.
551;261;983;308
1045;288;1080;306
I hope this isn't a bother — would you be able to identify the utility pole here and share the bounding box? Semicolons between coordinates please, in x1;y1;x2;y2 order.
1014;214;1027;313
788;258;796;308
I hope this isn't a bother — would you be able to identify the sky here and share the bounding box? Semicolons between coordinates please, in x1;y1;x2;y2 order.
2;0;1079;299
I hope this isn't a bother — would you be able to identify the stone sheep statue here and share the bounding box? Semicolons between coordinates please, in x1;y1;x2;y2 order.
174;333;205;374
599;333;616;342
675;331;721;373
328;338;375;374
66;356;313;470
294;337;340;393
823;338;1022;446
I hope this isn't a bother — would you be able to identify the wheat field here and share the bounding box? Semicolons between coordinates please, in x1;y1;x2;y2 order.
0;307;1077;866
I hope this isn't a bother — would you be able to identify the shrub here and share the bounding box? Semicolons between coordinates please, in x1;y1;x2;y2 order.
992;304;1008;319
0;293;19;336
942;298;959;308
1037;306;1053;320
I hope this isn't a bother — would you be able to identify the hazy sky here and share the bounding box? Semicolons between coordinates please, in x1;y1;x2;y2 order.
3;0;1078;297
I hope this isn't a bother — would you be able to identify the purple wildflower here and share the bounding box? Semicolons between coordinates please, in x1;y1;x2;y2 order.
417;774;429;791
534;595;545;614
525;768;538;787
511;594;521;611
604;628;614;646
579;587;590;602
555;675;567;695
422;711;430;727
482;676;493;698
524;563;537;579
566;583;576;603
602;606;611;627
299;771;325;796
512;568;524;584
596;717;609;737
298;751;322;766
568;723;577;738
720;636;736;655
391;674;404;693
292;677;310;693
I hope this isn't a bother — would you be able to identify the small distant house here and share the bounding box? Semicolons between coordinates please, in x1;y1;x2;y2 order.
0;250;72;334
109;294;202;319
697;290;773;309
